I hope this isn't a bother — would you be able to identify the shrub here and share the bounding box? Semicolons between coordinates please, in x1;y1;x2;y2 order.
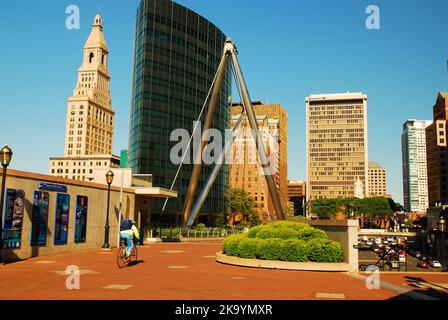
297;227;327;241
196;223;206;231
307;238;343;263
223;234;246;256
287;216;308;222
256;227;299;240
256;238;283;260
279;239;308;262
222;222;342;264
247;225;265;238
269;221;311;233
238;238;260;259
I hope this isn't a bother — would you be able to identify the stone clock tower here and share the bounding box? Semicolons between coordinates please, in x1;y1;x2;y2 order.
50;15;119;181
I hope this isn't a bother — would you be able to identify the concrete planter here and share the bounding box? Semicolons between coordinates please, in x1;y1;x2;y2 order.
216;252;350;272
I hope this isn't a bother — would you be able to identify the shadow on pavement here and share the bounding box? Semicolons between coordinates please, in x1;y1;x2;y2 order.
388;276;448;300
128;260;145;267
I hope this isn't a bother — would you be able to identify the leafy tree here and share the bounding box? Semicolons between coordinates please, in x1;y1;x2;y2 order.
227;189;258;225
310;197;395;227
248;212;261;227
311;198;341;219
213;213;227;228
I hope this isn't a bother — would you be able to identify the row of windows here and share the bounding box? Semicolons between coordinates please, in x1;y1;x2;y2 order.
148;13;222;52
53;168;93;175
309;138;365;143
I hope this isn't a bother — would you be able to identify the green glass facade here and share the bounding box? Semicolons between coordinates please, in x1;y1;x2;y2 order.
129;0;231;222
120;150;129;168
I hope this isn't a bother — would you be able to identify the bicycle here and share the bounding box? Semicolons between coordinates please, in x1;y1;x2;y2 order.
117;237;138;268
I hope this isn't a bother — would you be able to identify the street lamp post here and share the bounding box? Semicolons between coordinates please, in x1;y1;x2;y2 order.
0;145;13;262
438;215;446;272
102;170;114;249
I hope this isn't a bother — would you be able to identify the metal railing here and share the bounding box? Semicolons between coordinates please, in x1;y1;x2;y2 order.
149;224;244;240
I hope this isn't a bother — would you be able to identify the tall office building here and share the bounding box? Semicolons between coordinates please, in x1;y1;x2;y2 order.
229;102;288;221
426;93;448;207
306;93;368;201
50;15;120;181
287;180;306;216
128;0;231;222
368;162;387;197
402;120;432;213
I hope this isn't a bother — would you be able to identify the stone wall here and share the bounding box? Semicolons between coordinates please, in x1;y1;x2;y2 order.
0;169;135;262
303;219;359;272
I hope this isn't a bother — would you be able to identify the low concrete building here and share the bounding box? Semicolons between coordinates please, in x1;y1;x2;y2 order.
0;169;176;262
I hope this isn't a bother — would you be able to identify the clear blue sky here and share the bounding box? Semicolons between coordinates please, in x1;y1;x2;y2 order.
1;0;447;204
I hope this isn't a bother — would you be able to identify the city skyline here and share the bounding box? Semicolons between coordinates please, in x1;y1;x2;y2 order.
1;1;448;204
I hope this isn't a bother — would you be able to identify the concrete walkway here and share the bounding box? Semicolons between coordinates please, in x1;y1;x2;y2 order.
0;241;447;300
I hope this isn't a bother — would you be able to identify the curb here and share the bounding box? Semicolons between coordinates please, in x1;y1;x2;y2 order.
215;252;350;272
144;238;225;244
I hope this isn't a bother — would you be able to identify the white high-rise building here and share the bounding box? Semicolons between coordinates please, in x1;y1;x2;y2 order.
49;15;120;181
402;119;432;213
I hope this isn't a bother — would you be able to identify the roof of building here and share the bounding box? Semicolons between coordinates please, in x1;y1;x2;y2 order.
84;14;108;51
368;162;382;168
306;92;367;101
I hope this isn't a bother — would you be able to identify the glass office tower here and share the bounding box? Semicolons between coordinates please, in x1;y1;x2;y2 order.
129;0;231;223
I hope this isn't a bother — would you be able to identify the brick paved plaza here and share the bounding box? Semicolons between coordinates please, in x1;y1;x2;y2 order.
0;241;447;300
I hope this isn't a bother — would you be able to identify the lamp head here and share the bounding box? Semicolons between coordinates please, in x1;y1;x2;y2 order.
439;215;447;233
105;170;114;185
0;145;13;167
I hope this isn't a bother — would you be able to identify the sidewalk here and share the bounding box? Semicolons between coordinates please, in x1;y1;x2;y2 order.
0;241;447;300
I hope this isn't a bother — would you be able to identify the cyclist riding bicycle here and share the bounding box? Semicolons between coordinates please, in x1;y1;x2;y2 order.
120;219;140;258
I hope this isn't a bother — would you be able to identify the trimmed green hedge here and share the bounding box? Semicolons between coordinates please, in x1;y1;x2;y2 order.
223;234;246;256
279;239;308;262
307;238;343;263
270;221;311;232
296;228;328;241
238;238;259;259
256;238;283;260
247;225;265;238
256;227;299;240
221;221;343;263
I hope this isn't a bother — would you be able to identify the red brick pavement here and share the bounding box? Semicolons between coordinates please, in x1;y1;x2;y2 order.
0;241;445;300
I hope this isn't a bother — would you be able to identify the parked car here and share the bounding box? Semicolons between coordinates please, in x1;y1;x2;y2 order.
431;260;442;268
417;261;429;269
362;236;369;242
366;241;373;246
